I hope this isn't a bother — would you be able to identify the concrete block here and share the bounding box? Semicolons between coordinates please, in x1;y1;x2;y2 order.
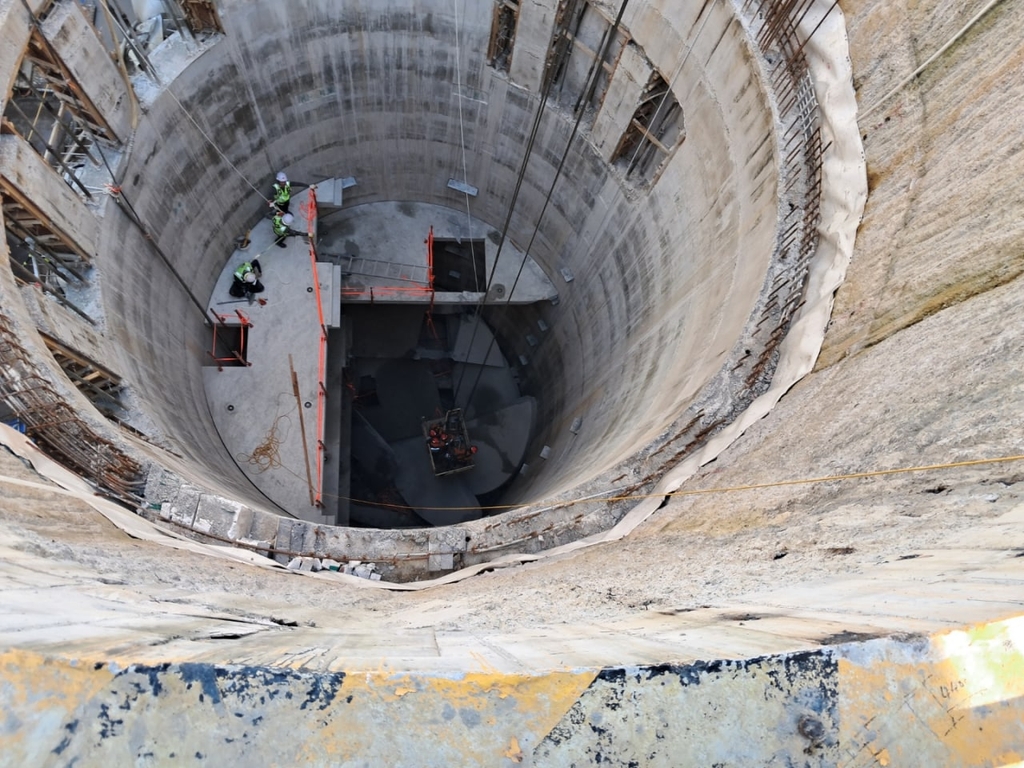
227;507;254;540
428;552;455;571
509;0;558;91
429;526;468;555
144;467;180;504
274;518;295;564
289;521;308;556
247;508;281;544
352;563;376;579
196;495;244;538
169;484;201;527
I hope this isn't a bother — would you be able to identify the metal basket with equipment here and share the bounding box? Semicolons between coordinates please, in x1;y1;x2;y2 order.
422;408;477;477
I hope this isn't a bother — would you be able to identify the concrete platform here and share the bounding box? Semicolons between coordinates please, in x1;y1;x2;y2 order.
203;188;335;522
319;201;559;305
449;313;507;367
452;362;522;419
391;435;483;526
464;397;536;496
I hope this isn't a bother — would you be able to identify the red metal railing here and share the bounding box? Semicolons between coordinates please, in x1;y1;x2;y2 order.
339;226;436;300
303;187;328;508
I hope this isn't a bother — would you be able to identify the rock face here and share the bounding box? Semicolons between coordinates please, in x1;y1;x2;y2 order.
821;0;1024;367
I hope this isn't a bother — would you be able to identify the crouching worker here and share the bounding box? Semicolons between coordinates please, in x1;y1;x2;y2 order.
229;259;264;301
272;212;305;248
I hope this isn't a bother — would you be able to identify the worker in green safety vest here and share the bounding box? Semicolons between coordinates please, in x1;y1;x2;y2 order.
272;171;291;214
272;212;305;248
229;259;263;300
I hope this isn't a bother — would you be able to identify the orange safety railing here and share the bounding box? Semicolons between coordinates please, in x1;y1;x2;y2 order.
207;308;253;370
305;185;328;508
339;226;436;300
426;225;434;286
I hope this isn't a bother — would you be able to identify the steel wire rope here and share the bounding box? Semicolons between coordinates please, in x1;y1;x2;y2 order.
88;0;272;204
859;0;1004;120
104;0;271;204
451;0;586;400
460;0;631;411
451;0;480;292
265;445;1024;514
160;86;272;203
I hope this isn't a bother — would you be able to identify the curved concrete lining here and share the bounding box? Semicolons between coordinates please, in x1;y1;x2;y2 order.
94;0;864;577
89;0;781;527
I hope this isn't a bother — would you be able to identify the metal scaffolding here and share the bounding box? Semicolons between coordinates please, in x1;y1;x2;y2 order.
0;308;144;503
0;28;119;200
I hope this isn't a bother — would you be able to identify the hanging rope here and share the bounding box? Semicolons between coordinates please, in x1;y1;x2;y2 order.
240;415;289;473
460;0;631;409
263;440;1024;513
161;86;271;203
451;0;480;290
453;0;586;400
859;0;1005;120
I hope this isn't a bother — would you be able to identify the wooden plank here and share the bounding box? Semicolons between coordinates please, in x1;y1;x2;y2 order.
0;185;92;264
38;332;121;384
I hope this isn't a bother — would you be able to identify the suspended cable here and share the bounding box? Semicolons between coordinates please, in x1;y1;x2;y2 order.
451;0;479;290
95;0;271;203
461;0;631;410
160;86;271;203
859;0;1004;120
452;0;585;399
264;436;1024;514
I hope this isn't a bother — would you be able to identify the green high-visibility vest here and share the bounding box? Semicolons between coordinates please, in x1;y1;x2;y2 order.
272;216;287;236
233;262;253;281
273;181;291;205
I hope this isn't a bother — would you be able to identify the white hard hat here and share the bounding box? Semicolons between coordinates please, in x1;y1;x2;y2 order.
276;172;288;183
244;271;256;284
282;213;294;225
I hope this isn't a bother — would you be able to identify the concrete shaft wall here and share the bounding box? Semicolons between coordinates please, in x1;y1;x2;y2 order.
21;0;775;513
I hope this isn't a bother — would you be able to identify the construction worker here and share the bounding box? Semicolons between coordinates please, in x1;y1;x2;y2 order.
272;171;291;213
272;212;305;248
229;259;264;300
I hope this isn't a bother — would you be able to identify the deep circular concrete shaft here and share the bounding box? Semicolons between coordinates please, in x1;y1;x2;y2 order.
94;0;781;524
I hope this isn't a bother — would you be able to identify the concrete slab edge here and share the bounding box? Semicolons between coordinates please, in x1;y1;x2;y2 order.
1;615;1019;765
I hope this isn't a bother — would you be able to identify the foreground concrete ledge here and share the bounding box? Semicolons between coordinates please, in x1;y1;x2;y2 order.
1;616;1020;765
139;0;866;581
